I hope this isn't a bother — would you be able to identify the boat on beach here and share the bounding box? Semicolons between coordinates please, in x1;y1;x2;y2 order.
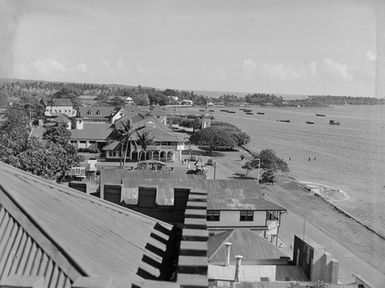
329;120;341;125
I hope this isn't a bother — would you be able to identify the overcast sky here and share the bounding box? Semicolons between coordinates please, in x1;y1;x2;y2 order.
2;0;384;96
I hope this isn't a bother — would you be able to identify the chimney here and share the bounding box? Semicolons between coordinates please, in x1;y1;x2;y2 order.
224;242;232;267
234;255;243;283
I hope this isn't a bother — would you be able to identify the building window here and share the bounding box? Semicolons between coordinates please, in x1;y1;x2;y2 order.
240;210;254;221
266;211;279;221
207;210;220;221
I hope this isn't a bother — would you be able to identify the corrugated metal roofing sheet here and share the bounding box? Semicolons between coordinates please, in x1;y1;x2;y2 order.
0;207;72;288
0;162;174;288
208;229;285;264
70;123;114;140
78;107;117;118
105;176;285;211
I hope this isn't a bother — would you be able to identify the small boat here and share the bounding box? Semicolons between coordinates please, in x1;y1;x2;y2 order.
306;121;314;124
257;112;265;115
329;120;340;125
227;110;236;114
199;109;204;112
277;120;290;123
246;112;253;115
209;110;214;112
220;109;228;112
316;114;326;117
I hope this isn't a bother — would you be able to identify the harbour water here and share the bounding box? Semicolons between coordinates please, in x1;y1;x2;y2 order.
211;105;385;236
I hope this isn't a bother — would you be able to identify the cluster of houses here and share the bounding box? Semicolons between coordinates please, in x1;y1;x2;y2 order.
35;96;191;164
0;95;368;288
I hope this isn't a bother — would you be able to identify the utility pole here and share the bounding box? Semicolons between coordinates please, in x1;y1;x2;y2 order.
257;158;261;181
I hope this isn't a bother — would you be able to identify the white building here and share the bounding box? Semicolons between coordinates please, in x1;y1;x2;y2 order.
206;180;286;244
42;98;77;117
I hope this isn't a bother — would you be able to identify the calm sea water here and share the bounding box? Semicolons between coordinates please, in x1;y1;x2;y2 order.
211;105;385;235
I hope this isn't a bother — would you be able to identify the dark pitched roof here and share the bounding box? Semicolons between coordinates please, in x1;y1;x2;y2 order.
135;120;186;142
114;110;148;131
0;161;174;288
70;123;114;141
49;114;71;124
78;106;118;119
44;98;73;107
208;229;285;264
149;106;166;117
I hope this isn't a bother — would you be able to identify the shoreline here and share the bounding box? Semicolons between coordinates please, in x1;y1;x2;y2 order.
239;145;385;242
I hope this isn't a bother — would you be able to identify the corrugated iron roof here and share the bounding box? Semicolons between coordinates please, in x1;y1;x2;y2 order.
101;168;201;186
208;229;285;264
0;206;73;288
105;176;285;211
78;106;117;119
135;120;185;142
0;161;174;288
70;123;114;141
44;98;73;107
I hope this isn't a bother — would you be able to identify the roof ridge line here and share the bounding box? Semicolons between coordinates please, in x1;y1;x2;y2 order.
208;229;235;261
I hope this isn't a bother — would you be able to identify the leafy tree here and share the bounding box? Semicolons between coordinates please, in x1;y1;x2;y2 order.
43;125;71;146
132;93;150;106
164;89;178;96
0;105;80;182
109;96;125;107
0;91;8;106
190;127;236;155
0;105;30;166
18;137;78;182
242;149;289;180
52;87;81;109
42;125;80;181
211;121;250;146
259;170;275;184
180;118;202;131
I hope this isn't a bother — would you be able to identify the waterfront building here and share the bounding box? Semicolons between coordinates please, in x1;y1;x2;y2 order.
97;169;285;242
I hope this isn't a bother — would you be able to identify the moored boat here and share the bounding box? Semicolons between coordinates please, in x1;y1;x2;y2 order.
306;121;314;124
329;120;340;125
316;114;326;117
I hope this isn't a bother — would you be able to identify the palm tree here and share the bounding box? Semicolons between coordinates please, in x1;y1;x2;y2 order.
112;119;145;169
135;131;153;162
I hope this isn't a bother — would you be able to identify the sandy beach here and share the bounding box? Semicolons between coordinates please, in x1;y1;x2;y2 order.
194;147;385;285
176;105;385;237
173;105;385;285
